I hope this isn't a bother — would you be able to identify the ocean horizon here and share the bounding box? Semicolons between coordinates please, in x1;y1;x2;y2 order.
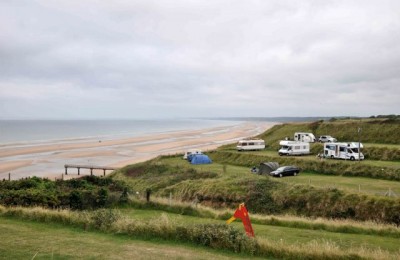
0;119;247;145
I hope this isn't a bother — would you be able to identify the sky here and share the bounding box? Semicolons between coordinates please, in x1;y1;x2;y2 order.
0;0;399;119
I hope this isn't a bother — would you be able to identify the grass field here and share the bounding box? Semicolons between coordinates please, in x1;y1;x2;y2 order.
0;217;264;260
275;172;400;196
119;207;400;253
149;157;400;197
240;149;400;169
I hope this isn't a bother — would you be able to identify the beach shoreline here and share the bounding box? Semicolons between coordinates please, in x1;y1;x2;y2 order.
0;121;276;180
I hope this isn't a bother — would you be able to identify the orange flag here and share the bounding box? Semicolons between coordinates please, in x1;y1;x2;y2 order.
226;203;255;237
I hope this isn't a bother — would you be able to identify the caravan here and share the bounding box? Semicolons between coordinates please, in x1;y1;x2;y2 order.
237;139;265;151
324;142;364;161
278;141;310;156
294;132;316;143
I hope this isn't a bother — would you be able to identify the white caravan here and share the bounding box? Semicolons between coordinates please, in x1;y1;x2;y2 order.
324;142;364;161
278;141;310;156
294;132;316;143
237;139;265;151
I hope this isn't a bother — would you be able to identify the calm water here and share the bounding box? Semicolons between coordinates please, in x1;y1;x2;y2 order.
0;119;242;145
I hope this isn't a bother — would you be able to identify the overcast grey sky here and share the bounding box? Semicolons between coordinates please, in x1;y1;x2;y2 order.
0;0;399;119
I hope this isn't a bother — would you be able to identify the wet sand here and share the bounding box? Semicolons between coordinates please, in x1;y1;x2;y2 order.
0;121;276;180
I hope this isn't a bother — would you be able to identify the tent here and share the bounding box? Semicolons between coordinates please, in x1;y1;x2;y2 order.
187;152;202;162
258;162;279;175
190;154;212;164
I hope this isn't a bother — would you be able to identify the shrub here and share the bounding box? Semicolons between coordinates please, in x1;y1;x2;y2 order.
90;208;121;230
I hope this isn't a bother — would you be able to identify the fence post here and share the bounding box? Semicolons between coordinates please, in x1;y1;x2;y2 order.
146;188;151;202
8;172;11;181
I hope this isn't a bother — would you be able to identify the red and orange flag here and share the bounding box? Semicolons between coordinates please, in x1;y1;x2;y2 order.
226;203;255;237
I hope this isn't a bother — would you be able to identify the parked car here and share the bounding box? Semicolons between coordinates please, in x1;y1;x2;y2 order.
269;166;300;177
318;135;337;143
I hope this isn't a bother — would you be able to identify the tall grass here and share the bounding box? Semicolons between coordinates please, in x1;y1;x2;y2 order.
124;197;400;239
1;205;399;259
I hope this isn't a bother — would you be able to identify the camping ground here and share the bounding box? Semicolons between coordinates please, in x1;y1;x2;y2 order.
1;117;400;259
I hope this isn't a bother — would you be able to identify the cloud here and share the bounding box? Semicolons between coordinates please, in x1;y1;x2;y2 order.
0;0;399;119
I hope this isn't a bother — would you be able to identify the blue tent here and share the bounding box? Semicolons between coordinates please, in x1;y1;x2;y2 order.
187;152;202;162
190;154;212;164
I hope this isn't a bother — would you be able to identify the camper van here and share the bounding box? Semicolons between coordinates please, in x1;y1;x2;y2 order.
278;141;310;156
324;142;364;161
237;139;265;151
294;132;316;143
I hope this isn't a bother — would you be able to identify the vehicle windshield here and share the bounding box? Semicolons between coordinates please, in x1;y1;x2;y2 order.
349;148;359;153
275;167;285;171
281;145;289;150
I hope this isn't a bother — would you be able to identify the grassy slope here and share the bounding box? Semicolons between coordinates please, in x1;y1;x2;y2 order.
113;156;400;224
116;157;400;197
232;119;400;161
258;119;400;147
0;217;261;260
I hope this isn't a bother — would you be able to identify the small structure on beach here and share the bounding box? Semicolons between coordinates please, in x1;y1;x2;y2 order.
64;164;118;176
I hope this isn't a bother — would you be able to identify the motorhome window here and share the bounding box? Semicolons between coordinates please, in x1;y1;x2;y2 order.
242;143;247;146
326;145;335;150
347;149;353;153
303;146;306;149
249;143;254;145
295;146;300;149
339;147;346;152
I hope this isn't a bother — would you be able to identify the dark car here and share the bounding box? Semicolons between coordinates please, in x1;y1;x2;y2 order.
269;166;300;177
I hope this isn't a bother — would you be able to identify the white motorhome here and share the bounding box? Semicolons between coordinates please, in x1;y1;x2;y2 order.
237;139;265;151
324;142;364;161
278;141;310;156
294;132;316;143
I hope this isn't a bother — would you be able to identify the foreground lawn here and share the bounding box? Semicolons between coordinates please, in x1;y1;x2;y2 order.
0;217;264;260
120;208;400;253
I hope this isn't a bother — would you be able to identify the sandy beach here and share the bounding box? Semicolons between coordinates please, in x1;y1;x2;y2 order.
0;121;276;180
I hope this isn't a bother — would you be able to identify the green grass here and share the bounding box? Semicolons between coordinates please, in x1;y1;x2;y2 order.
118;207;400;253
0;217;264;260
152;157;400;197
3;206;400;259
236;149;400;169
275;172;400;196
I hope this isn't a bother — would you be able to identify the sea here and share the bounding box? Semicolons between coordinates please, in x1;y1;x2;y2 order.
0;119;243;145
